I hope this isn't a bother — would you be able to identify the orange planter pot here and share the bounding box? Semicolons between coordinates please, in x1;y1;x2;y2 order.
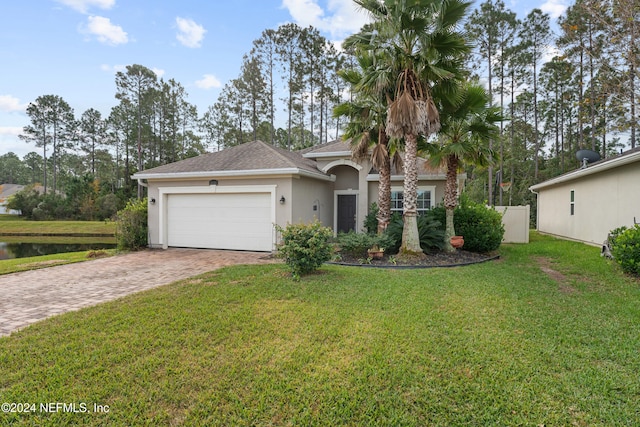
450;236;464;249
367;249;384;260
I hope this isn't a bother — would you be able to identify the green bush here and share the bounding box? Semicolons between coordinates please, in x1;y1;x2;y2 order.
276;220;334;279
611;224;640;276
364;203;379;235
608;226;628;253
336;231;393;258
431;199;504;253
384;212;445;254
6;187;42;218
116;198;148;251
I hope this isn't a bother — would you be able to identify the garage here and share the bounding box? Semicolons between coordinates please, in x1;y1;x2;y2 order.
165;192;274;251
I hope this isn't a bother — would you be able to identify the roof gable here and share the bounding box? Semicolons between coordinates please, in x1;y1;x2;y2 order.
134;140;326;178
530;147;640;191
301;139;352;157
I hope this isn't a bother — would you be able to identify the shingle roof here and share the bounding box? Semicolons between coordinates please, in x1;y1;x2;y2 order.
300;139;352;156
134;140;326;177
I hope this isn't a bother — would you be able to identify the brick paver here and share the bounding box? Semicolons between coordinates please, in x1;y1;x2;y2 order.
0;248;275;337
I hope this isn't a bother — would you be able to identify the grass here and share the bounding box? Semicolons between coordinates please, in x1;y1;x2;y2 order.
0;215;25;222
0;217;115;236
0;235;116;245
1;233;639;425
0;250;117;275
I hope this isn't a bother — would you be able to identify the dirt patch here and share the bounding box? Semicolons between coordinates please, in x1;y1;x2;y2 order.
534;257;578;294
17;260;66;268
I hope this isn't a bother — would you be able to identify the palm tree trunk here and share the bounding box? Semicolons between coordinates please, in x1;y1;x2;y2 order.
377;132;391;234
443;155;459;253
400;133;424;256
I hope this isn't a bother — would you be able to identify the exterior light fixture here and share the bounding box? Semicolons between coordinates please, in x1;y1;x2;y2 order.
209;179;218;186
150;198;156;205
280;196;286;204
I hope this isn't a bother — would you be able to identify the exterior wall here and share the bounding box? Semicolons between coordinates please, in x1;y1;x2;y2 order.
332;165;359;191
535;162;640;245
291;176;333;228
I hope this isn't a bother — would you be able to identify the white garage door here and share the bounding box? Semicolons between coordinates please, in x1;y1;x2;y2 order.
166;192;273;251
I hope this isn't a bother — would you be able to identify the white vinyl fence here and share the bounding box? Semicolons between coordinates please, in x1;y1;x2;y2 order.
494;205;530;243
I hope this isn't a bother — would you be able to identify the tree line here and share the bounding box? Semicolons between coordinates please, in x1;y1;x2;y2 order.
6;0;639;214
7;23;351;199
464;0;638;208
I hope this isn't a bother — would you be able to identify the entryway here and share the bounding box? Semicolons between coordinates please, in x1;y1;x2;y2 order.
336;193;357;233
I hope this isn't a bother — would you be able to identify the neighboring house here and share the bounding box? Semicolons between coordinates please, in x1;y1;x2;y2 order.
0;184;25;215
529;147;640;245
132;139;464;252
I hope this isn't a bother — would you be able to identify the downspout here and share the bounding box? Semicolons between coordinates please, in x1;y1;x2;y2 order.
137;178;148;188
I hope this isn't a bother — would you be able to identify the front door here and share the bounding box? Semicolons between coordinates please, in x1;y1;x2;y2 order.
337;194;357;233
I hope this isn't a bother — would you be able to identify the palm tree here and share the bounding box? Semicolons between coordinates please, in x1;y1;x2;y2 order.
334;53;402;234
350;0;471;257
423;82;501;252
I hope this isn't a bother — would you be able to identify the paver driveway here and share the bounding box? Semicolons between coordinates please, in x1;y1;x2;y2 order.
0;248;275;337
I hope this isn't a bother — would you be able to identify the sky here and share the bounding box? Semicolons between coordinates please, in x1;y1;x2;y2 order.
0;0;568;159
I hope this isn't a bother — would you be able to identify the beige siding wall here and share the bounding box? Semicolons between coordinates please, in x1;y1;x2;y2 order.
536;162;640;244
291;177;333;228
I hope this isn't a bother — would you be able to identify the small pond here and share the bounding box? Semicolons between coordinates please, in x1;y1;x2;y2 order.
0;238;117;260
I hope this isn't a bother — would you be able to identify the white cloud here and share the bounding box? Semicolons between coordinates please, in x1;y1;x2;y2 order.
195;74;222;90
0;127;23;136
175;17;206;48
84;15;128;45
0;127;38;158
541;0;568;19
56;0;115;14
0;95;27;113
152;68;165;78
281;0;369;40
100;64;127;73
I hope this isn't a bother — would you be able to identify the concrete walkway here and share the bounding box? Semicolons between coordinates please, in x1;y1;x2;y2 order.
0;248;275;337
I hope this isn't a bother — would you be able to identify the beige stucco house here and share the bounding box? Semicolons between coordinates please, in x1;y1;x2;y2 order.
132;139;462;252
529;147;640;245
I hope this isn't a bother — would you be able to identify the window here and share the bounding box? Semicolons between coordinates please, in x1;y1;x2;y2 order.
390;187;433;215
570;190;575;215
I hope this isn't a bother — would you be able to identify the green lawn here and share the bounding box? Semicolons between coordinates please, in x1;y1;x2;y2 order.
0;250;116;275
0;218;115;236
1;233;638;426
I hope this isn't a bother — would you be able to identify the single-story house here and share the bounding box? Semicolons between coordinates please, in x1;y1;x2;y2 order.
0;184;26;215
132;139;464;252
529;147;640;245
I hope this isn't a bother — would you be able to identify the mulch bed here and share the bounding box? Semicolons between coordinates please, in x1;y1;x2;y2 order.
329;250;500;269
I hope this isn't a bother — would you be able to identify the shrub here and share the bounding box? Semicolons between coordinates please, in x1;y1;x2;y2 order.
275;220;334;279
611;224;640;276
384;212;445;254
431;199;505;253
607;226;628;253
336;231;393;258
116;198;148;251
6;187;42;218
364;203;379;235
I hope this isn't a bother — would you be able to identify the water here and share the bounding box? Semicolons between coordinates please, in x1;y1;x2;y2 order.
0;242;117;260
